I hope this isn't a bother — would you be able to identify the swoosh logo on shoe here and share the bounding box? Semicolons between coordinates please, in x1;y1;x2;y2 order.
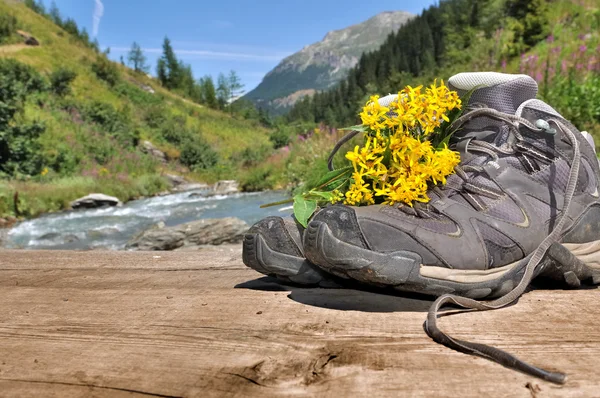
515;207;530;227
447;224;462;237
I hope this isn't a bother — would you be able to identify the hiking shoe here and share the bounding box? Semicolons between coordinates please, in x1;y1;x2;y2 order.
243;94;403;287
303;72;600;300
243;215;342;287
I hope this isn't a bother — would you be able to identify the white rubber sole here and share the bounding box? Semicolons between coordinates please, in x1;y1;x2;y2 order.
563;240;600;269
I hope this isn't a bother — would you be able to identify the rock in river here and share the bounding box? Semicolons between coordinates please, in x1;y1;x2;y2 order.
125;217;249;251
70;194;122;210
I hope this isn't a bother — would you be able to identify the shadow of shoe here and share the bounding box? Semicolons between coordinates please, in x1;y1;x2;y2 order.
236;276;433;313
287;287;433;313
531;276;599;291
235;276;291;292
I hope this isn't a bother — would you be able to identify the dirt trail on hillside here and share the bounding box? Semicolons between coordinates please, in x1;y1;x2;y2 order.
0;44;29;54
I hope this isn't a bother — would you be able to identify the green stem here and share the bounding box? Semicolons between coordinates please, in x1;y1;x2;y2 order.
259;198;294;208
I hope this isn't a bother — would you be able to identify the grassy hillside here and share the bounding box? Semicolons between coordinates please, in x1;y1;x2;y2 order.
0;0;278;218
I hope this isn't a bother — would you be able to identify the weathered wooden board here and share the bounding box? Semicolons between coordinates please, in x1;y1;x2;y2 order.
0;247;598;397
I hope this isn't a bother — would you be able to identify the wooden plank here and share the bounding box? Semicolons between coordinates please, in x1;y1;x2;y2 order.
0;248;598;397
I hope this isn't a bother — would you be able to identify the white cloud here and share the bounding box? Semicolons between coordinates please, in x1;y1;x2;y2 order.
92;0;104;37
110;46;290;62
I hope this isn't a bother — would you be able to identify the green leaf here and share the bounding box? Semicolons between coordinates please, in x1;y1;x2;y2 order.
339;124;368;132
313;166;353;190
432;85;481;148
293;195;318;228
306;191;334;201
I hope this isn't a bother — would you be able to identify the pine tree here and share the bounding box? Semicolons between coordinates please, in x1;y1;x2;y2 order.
201;76;218;109
180;64;196;97
127;42;149;73
62;18;79;37
157;58;167;85
216;73;230;110
49;1;62;26
24;0;46;15
227;70;245;103
160;37;181;89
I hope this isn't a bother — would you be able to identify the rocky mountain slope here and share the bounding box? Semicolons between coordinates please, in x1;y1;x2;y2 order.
244;11;413;114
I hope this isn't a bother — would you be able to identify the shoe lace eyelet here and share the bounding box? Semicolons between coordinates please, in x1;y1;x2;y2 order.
535;119;557;135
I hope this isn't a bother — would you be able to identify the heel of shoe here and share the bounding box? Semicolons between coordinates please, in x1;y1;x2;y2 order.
564;240;600;284
540;242;600;287
563;240;600;269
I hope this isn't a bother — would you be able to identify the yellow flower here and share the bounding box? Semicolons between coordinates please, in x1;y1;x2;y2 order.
359;95;390;132
329;190;345;204
40;167;49;176
341;79;462;207
385;80;461;137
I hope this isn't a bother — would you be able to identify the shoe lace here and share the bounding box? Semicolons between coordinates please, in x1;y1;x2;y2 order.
328;107;581;383
424;109;580;384
403;107;544;216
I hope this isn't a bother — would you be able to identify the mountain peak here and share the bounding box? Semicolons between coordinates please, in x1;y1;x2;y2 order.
244;11;414;114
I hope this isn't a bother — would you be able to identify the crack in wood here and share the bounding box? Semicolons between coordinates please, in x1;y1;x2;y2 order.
223;372;269;388
0;378;182;397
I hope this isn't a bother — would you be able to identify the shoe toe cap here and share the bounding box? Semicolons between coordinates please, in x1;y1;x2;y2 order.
309;205;369;249
247;216;303;257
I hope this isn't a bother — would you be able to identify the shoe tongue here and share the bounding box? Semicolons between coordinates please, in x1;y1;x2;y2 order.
436;73;540;205
448;72;538;114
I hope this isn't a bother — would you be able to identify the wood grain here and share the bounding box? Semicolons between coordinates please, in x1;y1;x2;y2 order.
0;247;598;397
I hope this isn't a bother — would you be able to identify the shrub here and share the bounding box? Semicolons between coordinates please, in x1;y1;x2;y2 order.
239;146;270;168
44;143;81;175
0;58;46;95
0;14;17;42
0;59;46;177
158;116;191;145
180;139;219;170
91;55;120;86
115;82;161;106
144;105;169;128
269;129;291;149
49;67;77;96
83;101;123;131
82;101;138;147
160;120;189;145
545;74;600;132
239;167;275;192
0;122;45;176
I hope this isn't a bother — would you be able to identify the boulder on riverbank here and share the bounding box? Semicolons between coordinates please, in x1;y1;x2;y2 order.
70;194;122;210
165;173;186;187
214;180;239;195
125;217;249;251
172;183;210;193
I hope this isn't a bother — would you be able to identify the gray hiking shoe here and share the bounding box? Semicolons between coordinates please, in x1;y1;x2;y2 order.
303;72;600;300
243;93;402;288
242;215;341;287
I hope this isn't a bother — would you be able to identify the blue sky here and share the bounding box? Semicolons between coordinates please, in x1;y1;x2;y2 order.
41;0;438;91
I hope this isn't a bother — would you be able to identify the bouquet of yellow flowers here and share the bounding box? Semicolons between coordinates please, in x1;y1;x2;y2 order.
267;80;466;227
